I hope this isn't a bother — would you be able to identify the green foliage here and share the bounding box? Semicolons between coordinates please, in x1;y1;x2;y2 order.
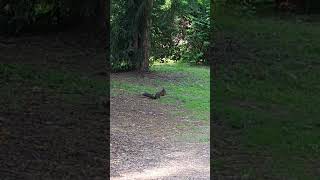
150;0;179;62
111;0;210;72
152;0;210;65
110;1;133;71
177;2;210;64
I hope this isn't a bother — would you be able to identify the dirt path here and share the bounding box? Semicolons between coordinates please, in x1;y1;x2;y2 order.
110;83;210;179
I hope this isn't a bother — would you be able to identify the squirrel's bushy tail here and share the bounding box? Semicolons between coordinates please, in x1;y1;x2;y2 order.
142;88;166;99
142;92;156;99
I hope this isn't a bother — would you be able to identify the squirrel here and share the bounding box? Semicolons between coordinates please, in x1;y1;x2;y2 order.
142;88;166;99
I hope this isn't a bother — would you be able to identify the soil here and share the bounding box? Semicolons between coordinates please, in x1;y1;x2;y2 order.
110;74;210;179
0;32;108;179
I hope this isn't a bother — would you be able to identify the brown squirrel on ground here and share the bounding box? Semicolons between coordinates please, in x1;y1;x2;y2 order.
142;88;166;99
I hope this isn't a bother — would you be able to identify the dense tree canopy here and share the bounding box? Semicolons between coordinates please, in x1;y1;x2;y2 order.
111;0;210;72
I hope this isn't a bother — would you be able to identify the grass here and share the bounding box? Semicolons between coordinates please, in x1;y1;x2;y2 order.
111;62;210;143
152;62;210;121
111;62;210;122
214;10;320;179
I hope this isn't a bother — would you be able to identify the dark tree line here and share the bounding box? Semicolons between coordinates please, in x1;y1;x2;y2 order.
0;0;108;35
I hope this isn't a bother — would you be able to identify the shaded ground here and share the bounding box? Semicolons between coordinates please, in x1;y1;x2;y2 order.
0;32;108;179
110;73;210;179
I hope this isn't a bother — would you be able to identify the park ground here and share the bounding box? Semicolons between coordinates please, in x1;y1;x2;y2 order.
213;10;320;179
110;63;210;179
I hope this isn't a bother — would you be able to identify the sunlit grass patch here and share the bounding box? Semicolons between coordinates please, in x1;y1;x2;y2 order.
111;62;210;143
111;62;210;122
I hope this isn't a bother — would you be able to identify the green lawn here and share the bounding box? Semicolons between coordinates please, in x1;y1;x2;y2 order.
214;12;320;179
111;62;210;122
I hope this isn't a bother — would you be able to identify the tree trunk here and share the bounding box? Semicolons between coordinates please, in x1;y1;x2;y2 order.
128;0;153;72
139;0;153;72
140;0;153;72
